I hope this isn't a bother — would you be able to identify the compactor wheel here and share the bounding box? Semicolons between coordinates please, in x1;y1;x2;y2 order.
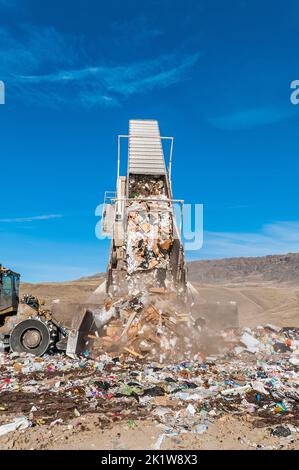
10;318;56;356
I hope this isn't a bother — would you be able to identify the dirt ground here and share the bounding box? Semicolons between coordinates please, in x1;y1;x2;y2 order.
0;414;298;450
21;278;299;328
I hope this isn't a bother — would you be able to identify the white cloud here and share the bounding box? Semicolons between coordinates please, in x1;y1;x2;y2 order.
0;27;77;76
13;52;200;107
208;106;295;130
188;221;299;259
0;26;200;108
0;214;63;223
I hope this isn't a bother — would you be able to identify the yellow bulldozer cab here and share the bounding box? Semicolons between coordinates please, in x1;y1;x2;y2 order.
0;265;20;317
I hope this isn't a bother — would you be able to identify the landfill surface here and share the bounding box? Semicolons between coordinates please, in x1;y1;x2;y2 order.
1;176;299;450
0;325;298;450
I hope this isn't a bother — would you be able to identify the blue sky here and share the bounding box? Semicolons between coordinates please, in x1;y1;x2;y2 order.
0;0;299;282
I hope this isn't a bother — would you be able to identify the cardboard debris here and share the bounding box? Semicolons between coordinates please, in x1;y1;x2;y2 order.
126;198;173;277
113;175;175;291
90;292;198;362
92;174;188;360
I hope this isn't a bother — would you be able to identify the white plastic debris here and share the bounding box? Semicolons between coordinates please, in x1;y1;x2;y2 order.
193;424;208;434
93;306;117;328
154;433;166;449
289;356;299;366
288;424;299;433
234;346;246;355
222;385;251;396
186;404;196;416
251;380;269;395
0;416;31;437
50;418;63;427
265;324;281;332
240;332;261;353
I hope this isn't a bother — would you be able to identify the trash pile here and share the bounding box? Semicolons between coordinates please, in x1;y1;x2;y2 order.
1;324;298;446
129;175;166;198
237;325;299;361
91;292;198;362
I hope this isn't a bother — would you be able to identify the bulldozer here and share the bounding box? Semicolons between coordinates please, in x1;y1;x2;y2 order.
0;119;238;357
0;265;20;319
0;267;94;356
0;265;67;355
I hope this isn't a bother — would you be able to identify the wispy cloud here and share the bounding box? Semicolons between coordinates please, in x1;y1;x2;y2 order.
208;106;295;130
1;26;200;108
12;53;200;108
0;27;78;76
189;221;299;259
0;214;63;223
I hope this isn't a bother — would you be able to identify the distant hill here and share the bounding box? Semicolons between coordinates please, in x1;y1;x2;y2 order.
76;253;299;285
20;253;299;327
187;253;299;285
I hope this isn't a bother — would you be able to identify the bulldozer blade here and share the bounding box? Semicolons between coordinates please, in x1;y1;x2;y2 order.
51;303;96;356
66;310;94;356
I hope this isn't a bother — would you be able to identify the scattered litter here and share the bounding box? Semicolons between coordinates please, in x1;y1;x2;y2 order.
50;418;63;427
154;433;165;449
274;402;287;414
0;416;31;436
186;404;196;416
73;408;81;417
289;356;299;366
0;324;298;441
193;424;208;434
271;425;292;438
251;381;269;395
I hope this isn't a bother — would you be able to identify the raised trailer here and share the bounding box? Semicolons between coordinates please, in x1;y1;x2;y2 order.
103;120;187;297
